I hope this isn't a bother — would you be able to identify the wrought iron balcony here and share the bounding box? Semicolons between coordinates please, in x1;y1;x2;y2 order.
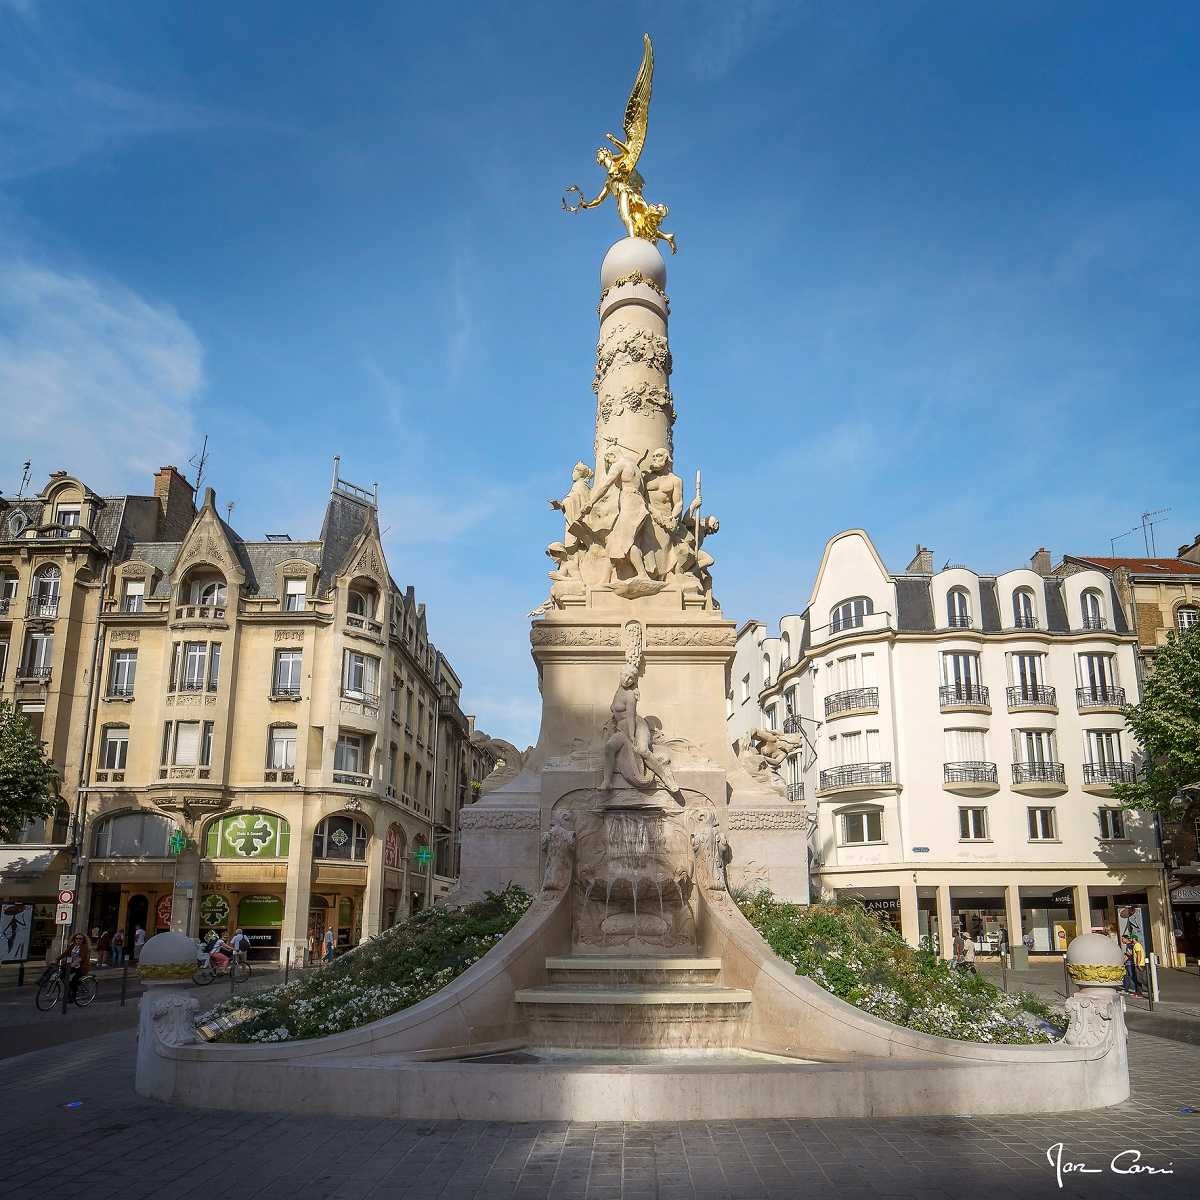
105;684;135;699
1077;685;1125;709
820;762;893;791
27;601;59;618
0;597;9;615
783;714;803;734
786;781;804;803
1012;762;1066;786
1007;684;1056;710
1011;615;1038;630
939;683;989;709
944;761;998;785
176;679;207;693
333;770;373;788
16;665;52;681
946;614;972;629
1083;762;1136;786
271;685;302;700
1081;616;1108;631
825;687;879;717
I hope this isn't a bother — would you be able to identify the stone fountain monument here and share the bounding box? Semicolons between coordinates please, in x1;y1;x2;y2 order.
136;35;1131;1119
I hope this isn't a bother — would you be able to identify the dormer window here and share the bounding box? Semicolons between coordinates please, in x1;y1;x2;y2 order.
830;597;871;634
198;580;226;607
283;577;306;612
55;505;80;527
123;579;145;613
6;511;28;538
348;590;367;617
1081;589;1106;631
947;588;971;629
1013;588;1036;629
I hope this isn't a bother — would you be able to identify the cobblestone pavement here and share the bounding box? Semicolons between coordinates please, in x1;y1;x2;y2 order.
0;1029;1196;1200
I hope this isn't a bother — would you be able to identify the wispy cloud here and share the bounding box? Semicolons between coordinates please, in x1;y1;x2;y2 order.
447;247;473;385
0;256;203;492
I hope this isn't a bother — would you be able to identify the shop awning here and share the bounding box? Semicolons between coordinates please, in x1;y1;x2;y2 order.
0;848;62;880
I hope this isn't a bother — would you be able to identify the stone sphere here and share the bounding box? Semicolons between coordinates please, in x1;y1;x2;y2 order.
600;237;666;293
137;930;198;981
1065;931;1125;986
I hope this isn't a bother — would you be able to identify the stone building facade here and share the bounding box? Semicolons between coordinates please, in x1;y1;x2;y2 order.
729;529;1168;962
1;463;498;964
1061;536;1200;963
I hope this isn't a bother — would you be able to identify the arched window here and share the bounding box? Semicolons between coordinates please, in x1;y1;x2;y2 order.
199;579;227;607
7;510;28;539
947;588;971;628
1176;605;1200;635
312;814;368;861
1081;589;1106;631
93;811;177;858
182;568;227;609
383;822;407;868
761;653;771;684
1013;588;1037;629
780;631;792;667
830;597;872;634
31;565;60;615
347;590;367;617
204;811;290;859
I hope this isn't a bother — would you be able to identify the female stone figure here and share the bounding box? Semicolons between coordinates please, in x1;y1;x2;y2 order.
600;667;679;794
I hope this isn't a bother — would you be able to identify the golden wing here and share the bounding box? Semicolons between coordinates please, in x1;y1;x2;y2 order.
621;33;654;170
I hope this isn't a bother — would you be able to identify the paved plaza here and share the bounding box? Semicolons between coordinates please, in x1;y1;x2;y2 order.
0;1026;1195;1200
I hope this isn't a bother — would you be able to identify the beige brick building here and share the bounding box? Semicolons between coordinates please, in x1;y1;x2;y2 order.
1;463;499;964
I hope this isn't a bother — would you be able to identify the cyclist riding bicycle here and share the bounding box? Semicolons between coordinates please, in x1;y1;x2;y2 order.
202;929;233;973
57;933;92;1000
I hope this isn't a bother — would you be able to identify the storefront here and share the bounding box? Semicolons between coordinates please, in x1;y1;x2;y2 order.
835;888;902;932
950;894;1008;954
1170;884;1200;963
1019;888;1077;954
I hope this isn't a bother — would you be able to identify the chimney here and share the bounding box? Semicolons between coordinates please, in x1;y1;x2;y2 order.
905;544;934;574
1030;547;1052;576
1178;534;1200;564
153;466;195;540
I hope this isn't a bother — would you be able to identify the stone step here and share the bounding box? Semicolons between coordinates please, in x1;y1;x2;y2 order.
545;956;723;985
515;985;752;1005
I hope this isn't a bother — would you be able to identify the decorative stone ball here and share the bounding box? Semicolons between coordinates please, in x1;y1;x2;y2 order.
600;236;666;294
137;930;198;984
1065;931;1125;986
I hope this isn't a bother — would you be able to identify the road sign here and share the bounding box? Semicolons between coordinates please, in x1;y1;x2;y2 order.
55;904;74;926
58;873;77;891
57;889;75;905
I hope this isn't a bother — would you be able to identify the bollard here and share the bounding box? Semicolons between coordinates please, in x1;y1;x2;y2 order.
1002;953;1009;994
120;962;129;1007
1062;957;1071;999
61;962;68;1016
1149;952;1160;1011
284;946;291;987
17;962;24;988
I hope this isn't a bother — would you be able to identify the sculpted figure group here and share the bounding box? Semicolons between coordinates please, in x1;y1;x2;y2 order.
548;446;718;601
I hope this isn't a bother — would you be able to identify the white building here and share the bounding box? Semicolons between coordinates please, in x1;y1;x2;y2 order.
728;529;1168;960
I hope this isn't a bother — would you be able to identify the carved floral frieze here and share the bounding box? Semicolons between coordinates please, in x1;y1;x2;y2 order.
592;324;672;392
646;626;735;647
531;626;621;647
457;808;540;831
596;269;670;315
725;808;810;831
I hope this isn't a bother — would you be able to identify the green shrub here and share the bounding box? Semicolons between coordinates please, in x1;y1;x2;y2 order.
738;891;1063;1045
197;885;531;1044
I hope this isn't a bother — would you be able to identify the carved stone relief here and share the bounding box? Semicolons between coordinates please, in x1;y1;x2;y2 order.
646;626;735;646
592;324;672;392
725;808;810;831
274;629;305;642
110;630;140;643
457;808;540;831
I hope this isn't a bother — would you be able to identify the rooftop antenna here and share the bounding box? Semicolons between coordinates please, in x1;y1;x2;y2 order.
1109;524;1141;556
226;500;236;525
15;461;32;500
1140;507;1171;556
188;435;210;494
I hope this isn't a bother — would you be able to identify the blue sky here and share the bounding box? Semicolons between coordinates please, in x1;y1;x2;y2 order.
2;2;1198;746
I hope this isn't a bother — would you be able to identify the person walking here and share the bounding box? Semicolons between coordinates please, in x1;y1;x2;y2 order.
110;928;125;968
97;929;112;968
1130;937;1148;994
323;926;335;964
961;937;977;976
229;927;249;966
132;925;146;963
1121;937;1139;994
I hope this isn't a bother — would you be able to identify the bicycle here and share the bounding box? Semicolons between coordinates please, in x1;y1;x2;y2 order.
35;963;98;1011
192;955;252;986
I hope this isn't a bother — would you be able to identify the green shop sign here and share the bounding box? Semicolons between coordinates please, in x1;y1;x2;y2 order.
200;893;230;927
204;812;291;859
238;894;283;928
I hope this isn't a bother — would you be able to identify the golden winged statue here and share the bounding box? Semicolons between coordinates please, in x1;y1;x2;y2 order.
562;33;676;254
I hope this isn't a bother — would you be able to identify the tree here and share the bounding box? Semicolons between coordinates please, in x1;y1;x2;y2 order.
1114;626;1200;817
0;699;60;842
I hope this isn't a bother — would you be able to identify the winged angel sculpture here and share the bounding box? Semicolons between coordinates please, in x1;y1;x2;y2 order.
562;34;677;254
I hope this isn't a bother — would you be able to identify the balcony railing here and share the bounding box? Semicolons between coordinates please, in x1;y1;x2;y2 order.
829;613;865;635
173;604;226;622
825;687;879;717
16;665;52;681
820;762;893;791
785;781;804;803
264;768;295;783
27;601;59;618
939;683;989;708
1011;615;1038;630
1012;762;1066;786
1007;684;1056;709
271;685;302;700
1083;762;1136;786
1081;616;1108;631
944;761;998;785
946;614;972;629
341;689;380;706
1077;685;1125;708
175;679;208;693
105;684;135;699
333;771;373;788
0;597;9;615
94;770;125;784
783;714;803;734
345;614;384;636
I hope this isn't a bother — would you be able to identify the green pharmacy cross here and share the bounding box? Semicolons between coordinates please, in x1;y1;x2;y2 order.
413;846;433;866
168;830;187;857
